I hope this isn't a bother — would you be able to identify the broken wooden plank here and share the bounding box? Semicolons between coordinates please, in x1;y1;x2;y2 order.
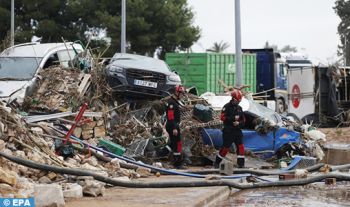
78;74;91;96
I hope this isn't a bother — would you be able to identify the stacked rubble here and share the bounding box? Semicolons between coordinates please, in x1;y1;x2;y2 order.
22;67;84;112
0;66;158;203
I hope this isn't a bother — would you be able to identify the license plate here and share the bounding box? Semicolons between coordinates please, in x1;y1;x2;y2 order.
134;79;158;88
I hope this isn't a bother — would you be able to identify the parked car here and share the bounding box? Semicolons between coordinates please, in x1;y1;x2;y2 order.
0;42;84;104
106;53;181;97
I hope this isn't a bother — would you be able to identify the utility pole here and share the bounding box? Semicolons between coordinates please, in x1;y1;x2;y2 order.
345;35;347;66
235;0;243;87
121;0;126;53
11;0;14;46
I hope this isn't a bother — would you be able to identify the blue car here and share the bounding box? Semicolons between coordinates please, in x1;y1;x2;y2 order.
200;97;301;158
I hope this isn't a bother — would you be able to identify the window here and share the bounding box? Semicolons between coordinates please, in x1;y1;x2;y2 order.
0;57;42;80
57;50;77;68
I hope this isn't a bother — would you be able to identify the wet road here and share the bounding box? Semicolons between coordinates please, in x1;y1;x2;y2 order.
217;182;350;207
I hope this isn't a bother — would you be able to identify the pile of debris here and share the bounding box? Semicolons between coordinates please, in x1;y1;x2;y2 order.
22;67;88;112
0;79;155;205
0;59;221;198
0;52;336;205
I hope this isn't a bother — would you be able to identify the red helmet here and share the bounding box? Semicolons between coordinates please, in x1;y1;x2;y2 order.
175;85;185;94
231;89;242;102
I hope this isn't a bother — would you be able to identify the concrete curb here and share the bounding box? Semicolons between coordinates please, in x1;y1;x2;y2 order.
192;186;231;207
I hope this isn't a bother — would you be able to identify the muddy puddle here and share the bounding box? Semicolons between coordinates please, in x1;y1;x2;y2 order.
217;182;350;207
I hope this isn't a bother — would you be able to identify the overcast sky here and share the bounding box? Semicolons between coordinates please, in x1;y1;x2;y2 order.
187;0;340;64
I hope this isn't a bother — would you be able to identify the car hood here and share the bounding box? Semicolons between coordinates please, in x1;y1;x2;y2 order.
0;81;30;97
109;55;175;76
112;62;175;75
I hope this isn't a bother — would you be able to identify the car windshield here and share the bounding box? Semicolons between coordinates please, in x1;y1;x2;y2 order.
113;57;171;72
245;98;280;124
0;57;41;80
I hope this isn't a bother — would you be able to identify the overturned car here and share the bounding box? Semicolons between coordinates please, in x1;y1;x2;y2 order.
200;95;324;160
106;53;181;97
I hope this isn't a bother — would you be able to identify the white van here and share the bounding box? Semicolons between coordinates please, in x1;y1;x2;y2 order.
0;42;84;104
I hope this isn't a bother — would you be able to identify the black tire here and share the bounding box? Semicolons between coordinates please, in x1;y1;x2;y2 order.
301;113;319;125
276;98;286;114
287;113;302;124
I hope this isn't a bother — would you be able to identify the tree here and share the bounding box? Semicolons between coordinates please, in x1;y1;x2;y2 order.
334;0;350;65
206;41;230;53
263;41;278;51
263;41;297;53
0;0;200;58
280;45;297;53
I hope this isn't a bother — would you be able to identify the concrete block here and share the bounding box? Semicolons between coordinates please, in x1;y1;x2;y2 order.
82;121;97;130
219;160;233;175
47;172;57;180
136;167;152;178
0;183;14;195
0;140;5;151
38;176;51;184
82;130;93;140
94;126;106;138
82;180;105;197
73;127;82;138
63;183;83;198
96;119;104;126
7;128;15;137
0;168;17;186
34;184;65;207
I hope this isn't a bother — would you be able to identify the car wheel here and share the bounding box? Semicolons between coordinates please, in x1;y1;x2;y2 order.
276;98;286;114
287;113;302;124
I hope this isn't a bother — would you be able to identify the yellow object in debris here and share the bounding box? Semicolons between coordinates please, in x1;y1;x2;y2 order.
58;107;69;112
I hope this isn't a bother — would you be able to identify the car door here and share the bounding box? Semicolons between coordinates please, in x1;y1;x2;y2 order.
27;49;78;97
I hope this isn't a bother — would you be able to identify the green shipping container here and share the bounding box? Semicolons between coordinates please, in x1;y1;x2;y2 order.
165;53;256;95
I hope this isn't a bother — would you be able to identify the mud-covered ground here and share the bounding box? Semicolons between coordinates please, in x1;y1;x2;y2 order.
216;126;350;207
217;182;350;207
319;127;350;143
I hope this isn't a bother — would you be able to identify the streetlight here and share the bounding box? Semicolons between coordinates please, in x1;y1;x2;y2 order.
121;0;126;53
11;0;14;46
235;0;243;87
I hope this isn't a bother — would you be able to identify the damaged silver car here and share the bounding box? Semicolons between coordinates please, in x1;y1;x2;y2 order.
0;42;84;104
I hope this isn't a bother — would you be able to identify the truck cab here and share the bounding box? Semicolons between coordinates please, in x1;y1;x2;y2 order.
275;53;313;114
282;53;313;119
242;49;313;116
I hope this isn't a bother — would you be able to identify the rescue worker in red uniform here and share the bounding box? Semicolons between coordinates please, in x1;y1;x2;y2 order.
214;89;245;168
160;85;186;168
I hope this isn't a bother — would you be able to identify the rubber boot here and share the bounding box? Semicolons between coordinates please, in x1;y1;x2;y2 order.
173;155;186;169
237;157;245;168
213;155;222;169
157;145;171;157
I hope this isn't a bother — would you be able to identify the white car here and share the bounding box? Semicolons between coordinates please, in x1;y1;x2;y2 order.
0;42;84;104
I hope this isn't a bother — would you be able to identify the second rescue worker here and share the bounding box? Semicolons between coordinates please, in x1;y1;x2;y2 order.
214;89;246;168
164;85;186;168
